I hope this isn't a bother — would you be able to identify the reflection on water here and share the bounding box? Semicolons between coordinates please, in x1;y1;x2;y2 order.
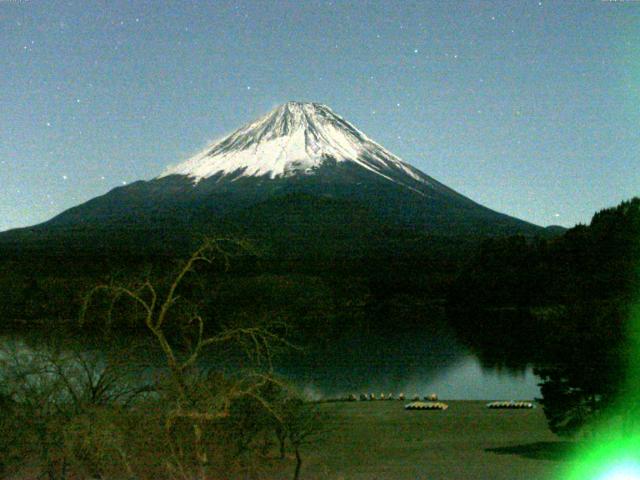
0;324;541;401
275;325;541;400
282;355;541;401
403;356;540;400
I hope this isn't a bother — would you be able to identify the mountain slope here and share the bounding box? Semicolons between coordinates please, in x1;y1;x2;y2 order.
0;102;545;259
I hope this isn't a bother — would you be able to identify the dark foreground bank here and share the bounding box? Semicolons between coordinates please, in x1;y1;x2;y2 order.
276;400;575;480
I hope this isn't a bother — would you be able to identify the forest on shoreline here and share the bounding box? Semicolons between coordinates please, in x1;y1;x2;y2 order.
0;197;638;479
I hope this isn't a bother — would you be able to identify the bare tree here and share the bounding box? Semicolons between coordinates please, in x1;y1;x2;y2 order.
279;397;324;480
81;238;299;479
0;335;152;480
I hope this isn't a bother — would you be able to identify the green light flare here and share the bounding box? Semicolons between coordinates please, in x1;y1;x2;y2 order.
557;115;640;479
597;461;640;480
559;256;640;478
561;437;640;480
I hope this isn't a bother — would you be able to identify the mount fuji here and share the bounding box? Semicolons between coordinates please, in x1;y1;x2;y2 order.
161;101;442;191
1;102;545;259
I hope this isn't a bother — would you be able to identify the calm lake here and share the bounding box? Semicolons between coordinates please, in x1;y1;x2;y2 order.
278;326;541;401
0;323;541;402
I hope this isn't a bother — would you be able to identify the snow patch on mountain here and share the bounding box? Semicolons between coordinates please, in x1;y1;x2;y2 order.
160;102;431;189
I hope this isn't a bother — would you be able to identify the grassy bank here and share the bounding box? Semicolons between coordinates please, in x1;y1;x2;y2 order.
280;401;575;480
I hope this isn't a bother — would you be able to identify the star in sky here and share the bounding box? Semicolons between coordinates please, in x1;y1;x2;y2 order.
0;0;635;233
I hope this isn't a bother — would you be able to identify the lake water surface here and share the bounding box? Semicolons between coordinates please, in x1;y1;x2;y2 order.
0;324;541;401
277;326;541;401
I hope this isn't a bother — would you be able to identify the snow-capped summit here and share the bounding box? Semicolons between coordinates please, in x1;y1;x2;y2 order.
161;101;426;188
7;100;543;256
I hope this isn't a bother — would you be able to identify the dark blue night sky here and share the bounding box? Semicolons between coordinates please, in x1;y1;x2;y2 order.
1;0;638;231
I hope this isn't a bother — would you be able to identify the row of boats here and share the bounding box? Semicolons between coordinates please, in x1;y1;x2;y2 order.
346;393;440;402
329;394;535;410
404;400;536;410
